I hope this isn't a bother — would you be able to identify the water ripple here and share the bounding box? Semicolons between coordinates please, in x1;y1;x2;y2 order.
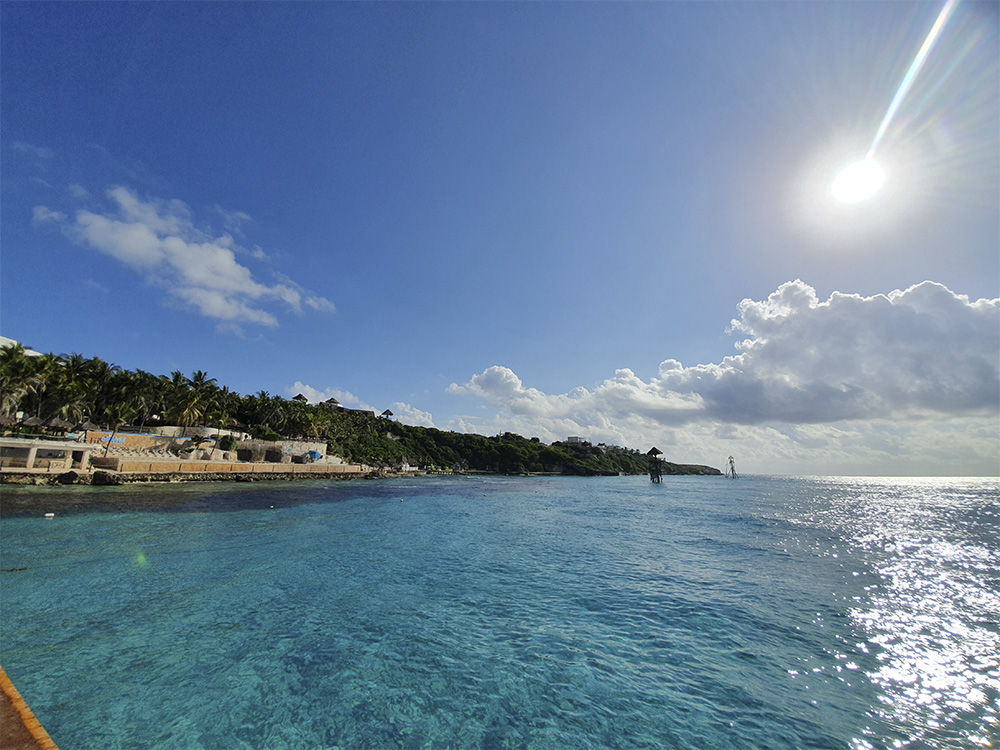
2;475;997;749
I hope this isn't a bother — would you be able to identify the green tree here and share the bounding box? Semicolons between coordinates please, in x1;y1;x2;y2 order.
0;343;31;416
102;402;137;457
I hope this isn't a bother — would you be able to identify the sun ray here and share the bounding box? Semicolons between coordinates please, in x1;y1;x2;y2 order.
867;0;960;160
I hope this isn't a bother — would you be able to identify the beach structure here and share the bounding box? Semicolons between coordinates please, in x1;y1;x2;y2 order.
647;447;663;483
0;335;42;357
0;437;102;473
0;430;368;484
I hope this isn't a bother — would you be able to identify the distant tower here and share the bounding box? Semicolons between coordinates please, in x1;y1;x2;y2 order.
726;456;738;479
647;447;664;483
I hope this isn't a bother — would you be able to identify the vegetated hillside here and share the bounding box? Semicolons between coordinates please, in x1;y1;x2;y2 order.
328;416;720;476
0;344;720;475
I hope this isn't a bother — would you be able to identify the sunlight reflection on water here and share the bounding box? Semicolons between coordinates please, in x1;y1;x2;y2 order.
832;478;1000;749
3;475;998;749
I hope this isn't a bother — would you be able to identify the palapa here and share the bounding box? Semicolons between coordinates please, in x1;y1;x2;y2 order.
44;417;75;431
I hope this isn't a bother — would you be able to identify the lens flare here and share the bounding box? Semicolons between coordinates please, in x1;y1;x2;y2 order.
827;0;958;210
832;159;885;203
868;0;960;160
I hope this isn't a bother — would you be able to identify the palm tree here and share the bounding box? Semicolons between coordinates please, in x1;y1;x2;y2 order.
188;370;216;390
125;370;162;429
240;390;283;432
164;371;218;435
0;343;31;416
25;353;61;418
173;390;206;434
206;386;236;442
53;380;92;423
102;402;136;457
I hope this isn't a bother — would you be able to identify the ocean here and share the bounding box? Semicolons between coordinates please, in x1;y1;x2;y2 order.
1;475;997;749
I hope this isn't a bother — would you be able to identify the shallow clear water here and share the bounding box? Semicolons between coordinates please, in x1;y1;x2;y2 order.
1;475;997;749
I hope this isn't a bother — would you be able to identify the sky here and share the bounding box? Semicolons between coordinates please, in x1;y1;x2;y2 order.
2;1;997;476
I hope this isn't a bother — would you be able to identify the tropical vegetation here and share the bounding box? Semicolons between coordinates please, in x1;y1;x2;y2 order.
0;343;719;475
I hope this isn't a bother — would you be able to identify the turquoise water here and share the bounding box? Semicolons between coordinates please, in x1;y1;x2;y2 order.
1;475;998;749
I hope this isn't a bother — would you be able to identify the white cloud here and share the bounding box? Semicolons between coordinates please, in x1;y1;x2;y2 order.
305;295;337;313
171;286;278;328
448;280;999;475
41;186;336;328
215;205;252;236
287;382;371;410
33;206;66;224
389;402;436;428
284;386;434;428
83;279;109;294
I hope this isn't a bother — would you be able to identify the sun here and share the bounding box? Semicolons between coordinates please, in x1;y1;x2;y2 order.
831;158;885;204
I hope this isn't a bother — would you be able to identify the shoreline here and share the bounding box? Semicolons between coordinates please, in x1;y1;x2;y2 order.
0;465;395;487
0;467;668;487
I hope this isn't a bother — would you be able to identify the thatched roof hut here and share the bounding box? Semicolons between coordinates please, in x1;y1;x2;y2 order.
44;417;74;432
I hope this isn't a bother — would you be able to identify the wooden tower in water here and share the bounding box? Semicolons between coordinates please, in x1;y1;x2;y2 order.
647;447;663;483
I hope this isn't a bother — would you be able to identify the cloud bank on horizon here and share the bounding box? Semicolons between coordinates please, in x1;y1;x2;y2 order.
34;186;335;333
439;280;999;475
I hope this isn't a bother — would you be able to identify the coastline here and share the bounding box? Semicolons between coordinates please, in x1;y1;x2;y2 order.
0;466;676;487
0;463;389;486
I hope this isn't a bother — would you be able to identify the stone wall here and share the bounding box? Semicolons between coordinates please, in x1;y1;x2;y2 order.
233;439;328;463
89;457;363;475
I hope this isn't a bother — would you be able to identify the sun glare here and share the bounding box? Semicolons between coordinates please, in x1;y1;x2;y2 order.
831;159;885;204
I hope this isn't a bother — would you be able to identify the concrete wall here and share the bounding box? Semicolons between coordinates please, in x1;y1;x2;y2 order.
232;439;327;462
84;431;193;451
90;456;364;475
83;433;341;464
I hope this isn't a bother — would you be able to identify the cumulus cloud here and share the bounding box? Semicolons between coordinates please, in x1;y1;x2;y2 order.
285;384;430;426
36;186;335;330
389;402;436;428
448;280;999;474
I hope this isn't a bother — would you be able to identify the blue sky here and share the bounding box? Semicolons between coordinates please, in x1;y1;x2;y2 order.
2;1;997;475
